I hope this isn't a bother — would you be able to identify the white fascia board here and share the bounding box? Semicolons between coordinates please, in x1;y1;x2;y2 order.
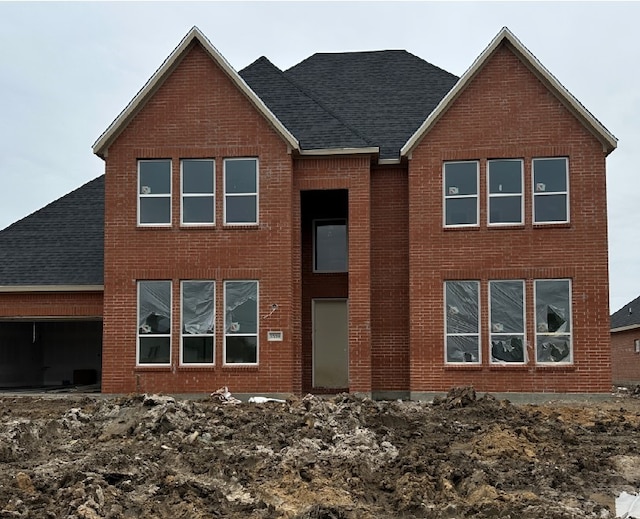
0;285;104;293
92;27;299;158
611;324;640;333
401;27;617;158
378;158;402;165
298;147;379;156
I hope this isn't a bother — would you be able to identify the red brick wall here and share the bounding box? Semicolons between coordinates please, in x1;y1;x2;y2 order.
0;292;103;319
102;42;295;394
408;42;611;393
611;329;640;385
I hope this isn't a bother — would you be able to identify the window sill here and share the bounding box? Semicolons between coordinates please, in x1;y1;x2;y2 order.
444;364;483;370
223;224;259;229
178;365;216;370
180;224;216;229
443;226;480;232
137;224;172;229
533;222;571;229
222;365;259;371
488;224;525;230
134;366;172;372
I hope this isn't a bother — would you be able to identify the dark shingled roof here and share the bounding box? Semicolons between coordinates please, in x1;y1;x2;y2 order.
611;295;640;330
0;176;104;286
240;50;458;160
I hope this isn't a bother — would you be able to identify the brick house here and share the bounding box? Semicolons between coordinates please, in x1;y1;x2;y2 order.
0;27;617;397
611;297;640;386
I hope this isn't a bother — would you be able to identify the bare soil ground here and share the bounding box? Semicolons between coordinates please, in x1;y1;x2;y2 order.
1;387;640;518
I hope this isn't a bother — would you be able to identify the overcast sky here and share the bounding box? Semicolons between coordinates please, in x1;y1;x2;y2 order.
0;1;638;313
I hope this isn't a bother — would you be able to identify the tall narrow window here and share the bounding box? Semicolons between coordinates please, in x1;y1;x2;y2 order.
139;160;171;225
314;219;348;272
533;158;569;223
224;281;258;364
489;280;526;363
224;158;258;225
488;159;523;225
535;279;572;363
182;159;215;225
444;161;479;227
138;281;171;365
445;281;480;363
181;281;215;365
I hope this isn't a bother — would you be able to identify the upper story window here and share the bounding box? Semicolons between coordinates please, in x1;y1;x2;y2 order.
444;161;479;227
139;160;171;226
137;280;172;365
224;158;258;225
533;158;569;224
489;280;526;363
314;219;348;272
181;159;215;225
488;159;523;225
444;280;480;363
535;279;572;363
181;280;215;365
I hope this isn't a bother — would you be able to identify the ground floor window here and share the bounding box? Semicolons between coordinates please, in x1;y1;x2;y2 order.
489;280;526;363
137;281;171;365
445;281;480;363
535;279;572;363
181;281;215;364
224;281;258;365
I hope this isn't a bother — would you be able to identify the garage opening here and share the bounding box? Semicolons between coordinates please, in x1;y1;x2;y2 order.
0;320;102;391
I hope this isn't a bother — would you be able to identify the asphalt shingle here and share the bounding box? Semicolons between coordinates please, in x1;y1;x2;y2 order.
611;295;640;329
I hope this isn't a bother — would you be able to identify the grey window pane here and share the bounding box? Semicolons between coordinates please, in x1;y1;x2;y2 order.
225;159;257;193
139;281;171;333
226;282;257;334
315;221;347;271
490;281;524;333
536;335;571;363
445;162;477;195
226;336;257;364
140;160;171;194
446;281;479;334
490;196;522;224
183;197;214;224
491;336;525;363
182;281;214;335
445;198;477;225
226;195;257;223
489;160;522;193
534;194;567;222
183;160;214;194
140;197;171;224
183;336;214;363
139;336;170;364
536;280;571;333
446;336;479;363
533;158;567;192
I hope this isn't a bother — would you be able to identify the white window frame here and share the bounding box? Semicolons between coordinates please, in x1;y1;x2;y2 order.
181;159;215;226
488;280;526;364
313;218;348;273
534;279;573;364
532;157;570;224
443;161;479;228
180;280;215;366
487;159;524;226
137;280;172;366
138;159;172;227
444;280;481;364
223;158;259;226
223;280;259;366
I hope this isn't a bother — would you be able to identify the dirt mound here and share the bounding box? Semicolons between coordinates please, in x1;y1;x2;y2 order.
0;388;638;517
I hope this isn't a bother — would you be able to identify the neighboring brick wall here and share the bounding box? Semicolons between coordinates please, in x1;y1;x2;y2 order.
407;42;611;393
0;291;103;319
611;328;640;385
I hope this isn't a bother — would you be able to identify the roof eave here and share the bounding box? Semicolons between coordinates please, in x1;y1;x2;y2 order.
401;27;618;158
611;323;640;333
92;27;299;159
298;147;379;156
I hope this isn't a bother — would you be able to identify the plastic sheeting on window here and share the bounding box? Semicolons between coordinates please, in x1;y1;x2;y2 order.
182;281;214;335
536;280;571;363
138;281;171;334
490;281;525;363
446;336;479;363
225;281;258;334
491;337;525;363
446;281;480;362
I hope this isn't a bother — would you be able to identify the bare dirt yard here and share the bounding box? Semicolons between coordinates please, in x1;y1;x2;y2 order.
1;387;640;518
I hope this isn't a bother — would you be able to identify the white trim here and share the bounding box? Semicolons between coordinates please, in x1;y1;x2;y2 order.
180;159;216;226
532;157;570;225
92;27;299;158
312;298;349;388
137;280;172;367
0;285;104;293
611;324;640;333
223;158;259;226
443;160;480;228
378;158;402;166
401;27;617;157
298;147;379;156
138;159;172;227
534;278;573;365
488;280;527;365
444;280;481;364
180;280;215;366
312;218;348;273
487;159;524;227
223;280;259;366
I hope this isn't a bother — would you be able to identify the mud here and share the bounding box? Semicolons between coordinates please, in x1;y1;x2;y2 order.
1;387;640;518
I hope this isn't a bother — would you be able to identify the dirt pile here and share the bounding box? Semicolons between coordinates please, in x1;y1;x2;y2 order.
1;388;640;518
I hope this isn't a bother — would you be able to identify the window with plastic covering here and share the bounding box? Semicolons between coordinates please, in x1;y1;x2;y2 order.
138;281;171;365
535;279;572;363
181;281;215;365
489;280;526;363
224;281;258;364
445;281;480;363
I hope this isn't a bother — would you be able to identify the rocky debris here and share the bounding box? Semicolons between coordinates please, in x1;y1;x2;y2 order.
0;388;638;517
